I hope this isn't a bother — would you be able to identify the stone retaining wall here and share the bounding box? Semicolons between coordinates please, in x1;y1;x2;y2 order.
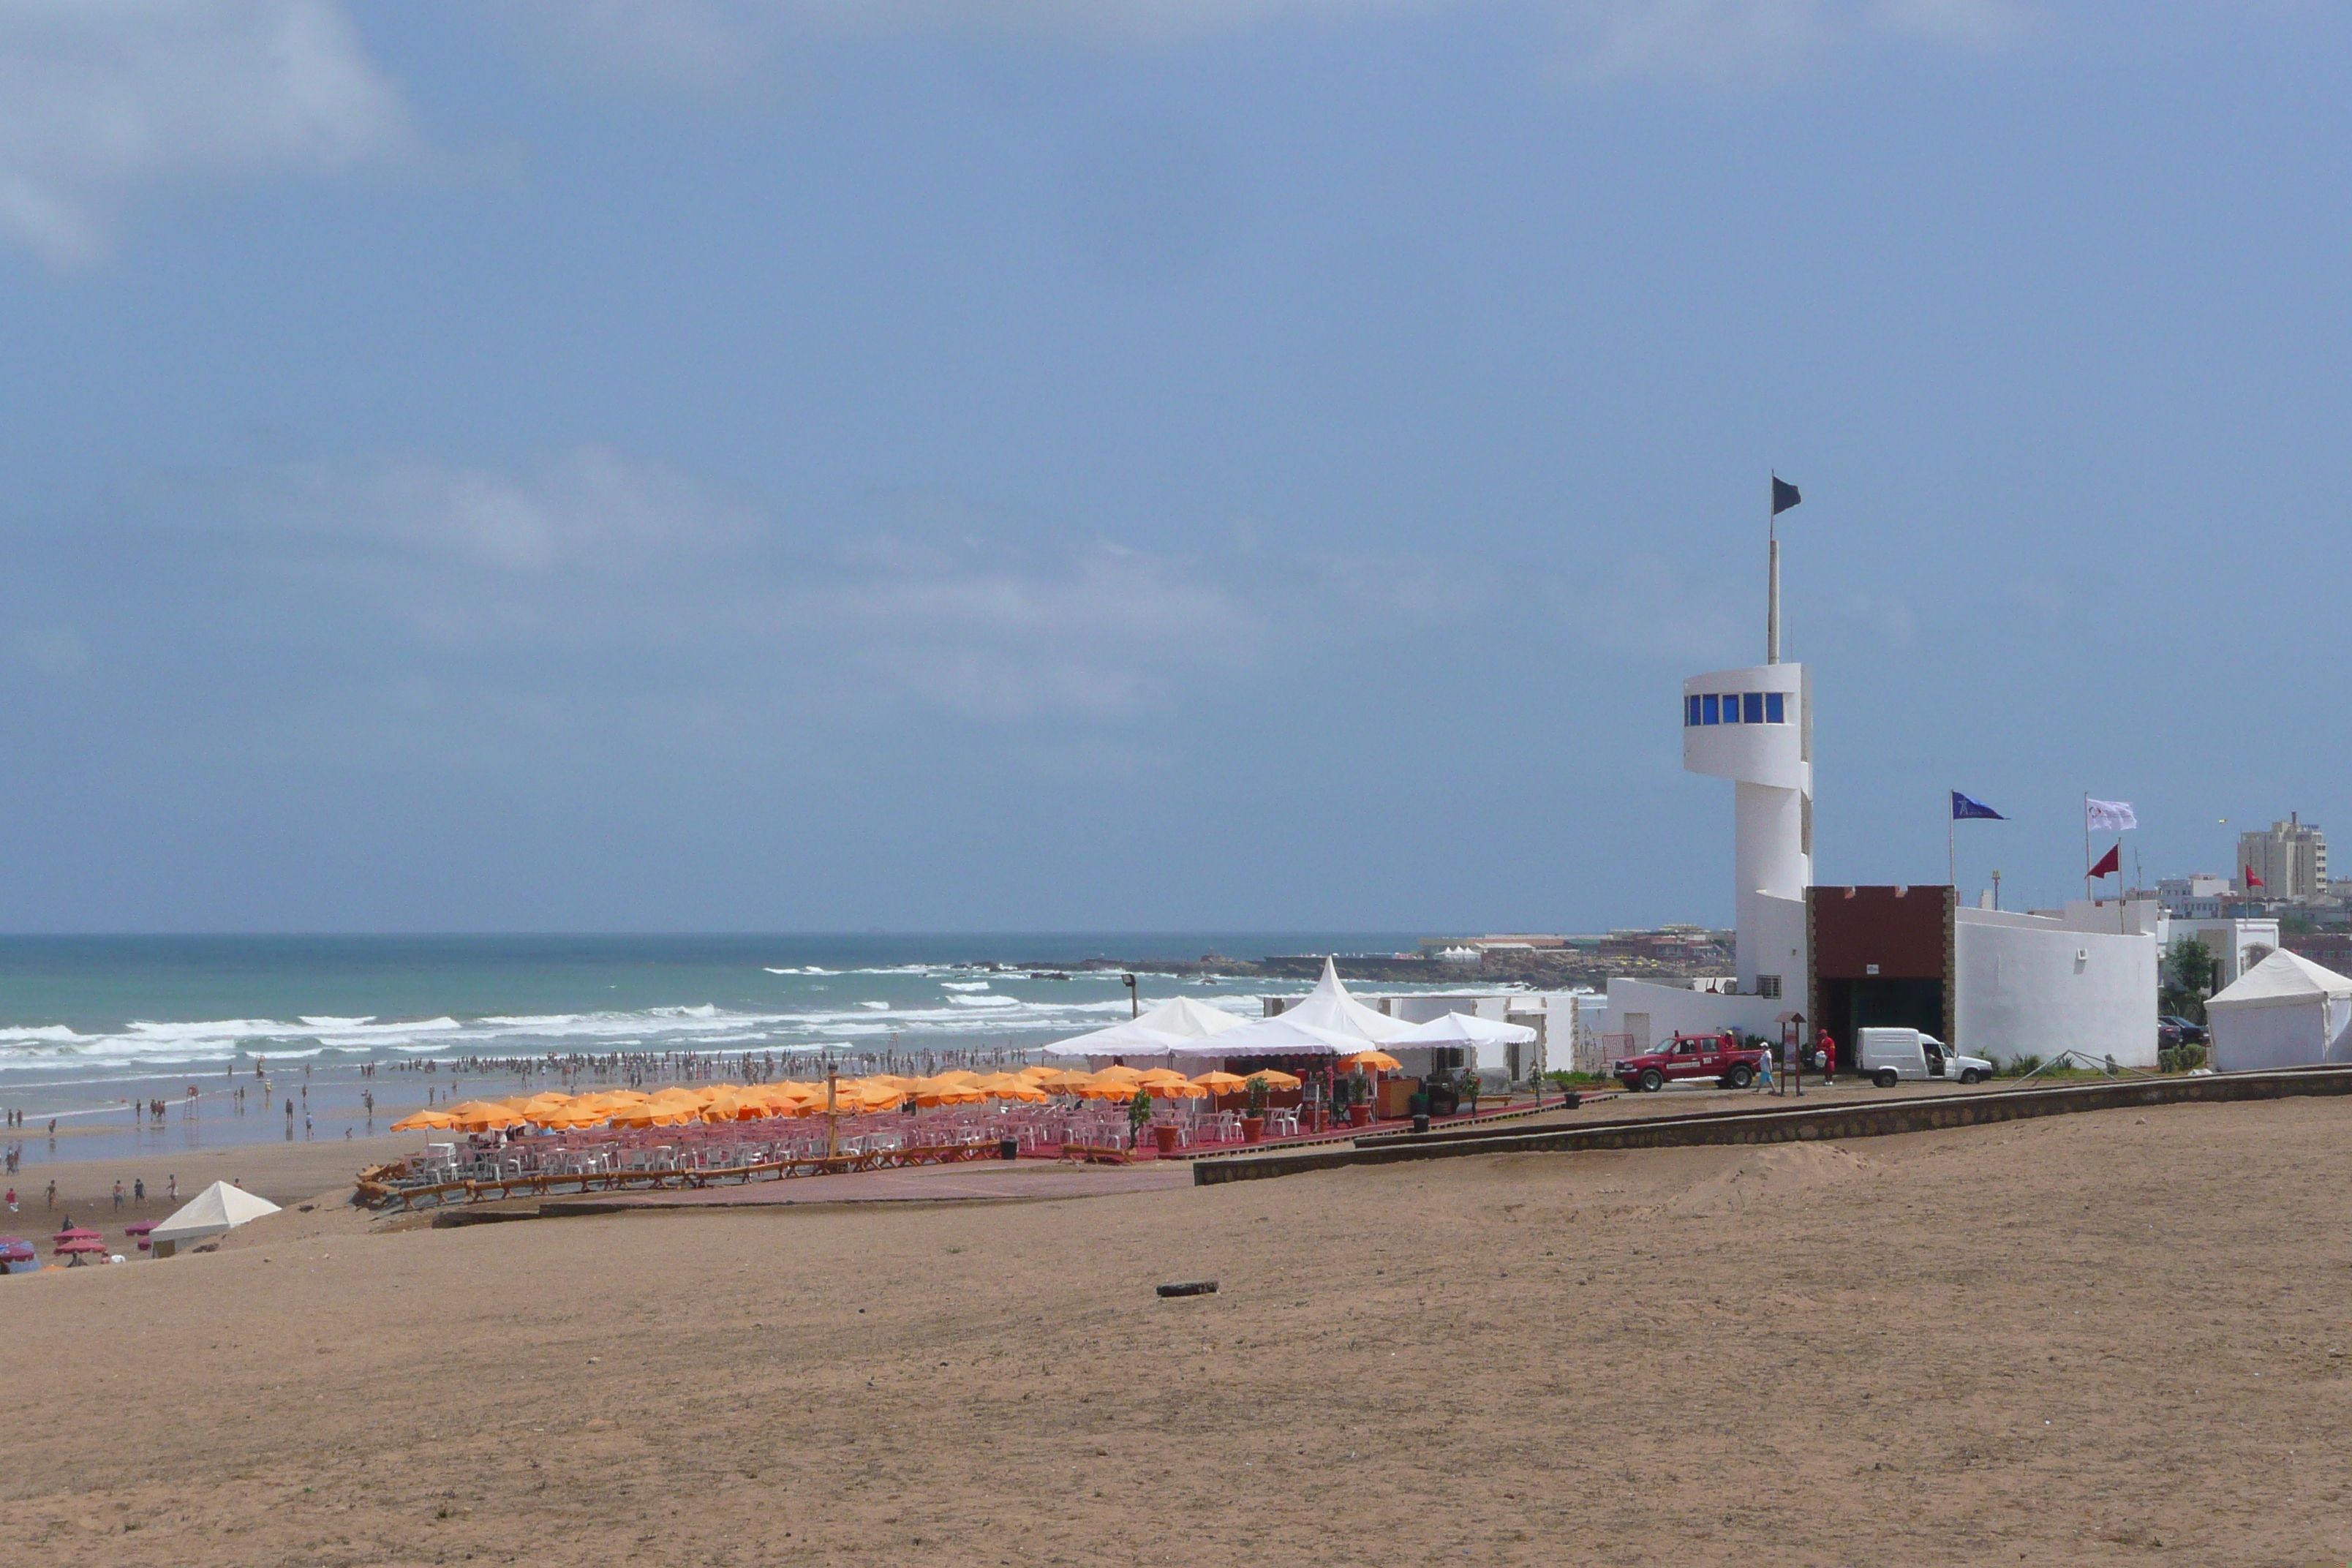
1191;1067;2352;1186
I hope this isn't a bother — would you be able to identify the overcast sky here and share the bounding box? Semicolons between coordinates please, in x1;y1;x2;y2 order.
0;1;2342;934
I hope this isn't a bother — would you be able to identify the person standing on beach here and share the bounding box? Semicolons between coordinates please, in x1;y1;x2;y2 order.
4;1188;15;1214
43;1180;55;1210
167;1175;178;1204
1757;1046;1775;1093
112;1180;124;1211
133;1177;144;1205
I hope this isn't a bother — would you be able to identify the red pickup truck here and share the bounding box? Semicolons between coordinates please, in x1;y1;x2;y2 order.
1613;1030;1770;1093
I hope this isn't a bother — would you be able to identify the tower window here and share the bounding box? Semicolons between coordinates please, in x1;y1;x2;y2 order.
1743;692;1764;725
1686;695;1702;727
1719;693;1738;723
1765;691;1785;723
1702;694;1719;724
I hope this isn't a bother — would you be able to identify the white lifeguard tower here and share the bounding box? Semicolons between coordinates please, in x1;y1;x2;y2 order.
1605;497;1813;1049
1680;519;1812;1000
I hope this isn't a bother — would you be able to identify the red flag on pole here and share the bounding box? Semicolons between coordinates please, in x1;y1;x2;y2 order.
2246;867;2265;889
2088;842;2122;879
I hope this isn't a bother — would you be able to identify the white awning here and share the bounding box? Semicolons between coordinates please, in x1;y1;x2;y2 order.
150;1180;282;1245
1385;1011;1538;1047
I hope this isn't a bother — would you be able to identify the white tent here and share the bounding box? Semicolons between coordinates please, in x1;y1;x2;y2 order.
1046;995;1247;1057
1166;1013;1368;1060
150;1181;282;1256
1385;1011;1539;1047
1271;957;1411;1044
2205;949;2352;1072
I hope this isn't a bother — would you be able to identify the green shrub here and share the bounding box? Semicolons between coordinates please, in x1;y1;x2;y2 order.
2000;1053;2045;1078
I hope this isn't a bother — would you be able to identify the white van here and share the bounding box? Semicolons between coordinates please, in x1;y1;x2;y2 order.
1856;1027;1993;1088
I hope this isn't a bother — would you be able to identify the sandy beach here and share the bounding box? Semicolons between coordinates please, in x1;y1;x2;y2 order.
1;1093;2346;1564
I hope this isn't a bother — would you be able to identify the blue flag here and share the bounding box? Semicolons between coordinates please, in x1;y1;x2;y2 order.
1951;791;2006;821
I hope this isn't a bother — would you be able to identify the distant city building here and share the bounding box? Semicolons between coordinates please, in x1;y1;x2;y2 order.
2239;815;2327;900
2289;930;2352;973
2157;874;2234;914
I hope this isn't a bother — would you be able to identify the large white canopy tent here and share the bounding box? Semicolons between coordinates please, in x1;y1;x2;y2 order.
1386;1009;1539;1073
2206;949;2352;1071
1270;957;1412;1044
1166;1013;1368;1060
1045;995;1248;1058
149;1181;282;1257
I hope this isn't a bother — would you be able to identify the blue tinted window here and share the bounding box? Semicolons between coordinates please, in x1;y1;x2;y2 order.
1686;695;1701;727
1765;691;1785;723
1719;693;1738;723
1743;692;1764;724
1702;694;1719;725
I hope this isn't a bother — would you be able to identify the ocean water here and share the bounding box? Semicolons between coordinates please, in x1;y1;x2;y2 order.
0;934;1420;1172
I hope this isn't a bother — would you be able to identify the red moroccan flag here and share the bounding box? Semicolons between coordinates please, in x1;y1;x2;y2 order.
2088;842;2122;879
2246;867;2265;889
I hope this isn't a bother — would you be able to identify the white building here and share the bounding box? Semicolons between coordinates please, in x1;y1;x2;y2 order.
2153;914;2281;991
2157;874;2233;914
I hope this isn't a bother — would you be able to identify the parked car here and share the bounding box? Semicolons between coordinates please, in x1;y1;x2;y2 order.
1612;1030;1771;1093
2158;1015;2210;1048
1855;1027;1993;1088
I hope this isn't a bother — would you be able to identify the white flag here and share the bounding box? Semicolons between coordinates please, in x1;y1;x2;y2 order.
2087;797;2138;832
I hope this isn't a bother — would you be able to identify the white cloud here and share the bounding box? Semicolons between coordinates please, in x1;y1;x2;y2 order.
508;0;2036;88
0;0;413;267
214;449;1288;723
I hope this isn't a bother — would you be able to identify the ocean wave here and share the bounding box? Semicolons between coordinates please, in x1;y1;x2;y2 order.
939;981;993;992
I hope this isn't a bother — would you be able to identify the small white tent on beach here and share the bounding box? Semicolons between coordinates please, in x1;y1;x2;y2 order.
2205;949;2352;1072
1386;1009;1539;1074
149;1181;282;1259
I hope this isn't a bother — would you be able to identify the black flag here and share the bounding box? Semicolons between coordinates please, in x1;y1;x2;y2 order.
1771;475;1801;515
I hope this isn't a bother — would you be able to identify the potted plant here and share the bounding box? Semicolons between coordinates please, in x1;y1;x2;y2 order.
1128;1088;1166;1153
1346;1069;1374;1126
1458;1071;1482;1114
1241;1074;1269;1143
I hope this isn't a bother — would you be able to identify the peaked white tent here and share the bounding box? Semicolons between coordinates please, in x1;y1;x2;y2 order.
1166;1013;1368;1060
1386;1011;1538;1047
1046;995;1248;1057
1272;957;1411;1044
2205;949;2352;1072
150;1181;282;1257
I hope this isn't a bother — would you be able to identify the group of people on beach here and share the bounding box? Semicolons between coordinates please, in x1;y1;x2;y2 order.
2;1172;178;1217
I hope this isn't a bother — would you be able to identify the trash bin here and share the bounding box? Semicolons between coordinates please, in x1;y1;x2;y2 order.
999;1137;1019;1161
1562;1091;1581;1111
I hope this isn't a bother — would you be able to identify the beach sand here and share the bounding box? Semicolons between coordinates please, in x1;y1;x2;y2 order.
1;1094;2346;1564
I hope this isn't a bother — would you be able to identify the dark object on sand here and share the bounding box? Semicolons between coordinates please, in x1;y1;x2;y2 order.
1156;1280;1218;1298
999;1137;1019;1161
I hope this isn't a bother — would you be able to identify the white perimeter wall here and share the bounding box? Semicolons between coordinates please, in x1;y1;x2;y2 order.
1953;911;2158;1067
1603;978;1784;1057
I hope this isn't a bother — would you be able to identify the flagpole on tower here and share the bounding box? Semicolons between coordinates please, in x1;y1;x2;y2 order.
1767;473;1782;666
2083;792;2092;905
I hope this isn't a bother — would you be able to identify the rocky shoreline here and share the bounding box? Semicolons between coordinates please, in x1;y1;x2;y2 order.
970;950;1725;990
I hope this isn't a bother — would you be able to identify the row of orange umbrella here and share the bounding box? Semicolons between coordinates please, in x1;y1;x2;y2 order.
391;1061;1322;1134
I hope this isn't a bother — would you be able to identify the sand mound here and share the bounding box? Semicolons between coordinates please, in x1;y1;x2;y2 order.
1656;1141;1870;1216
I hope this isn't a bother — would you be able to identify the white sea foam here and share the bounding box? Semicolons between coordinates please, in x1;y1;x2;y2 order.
939;981;992;992
858;1001;891;1011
